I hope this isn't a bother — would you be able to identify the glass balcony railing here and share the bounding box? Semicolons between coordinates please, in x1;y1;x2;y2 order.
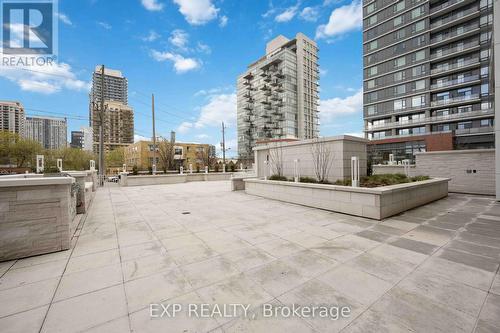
455;126;494;135
430;74;480;89
430;40;479;60
367;109;493;130
430;6;477;29
431;93;480;106
430;58;480;74
430;0;468;15
430;23;479;44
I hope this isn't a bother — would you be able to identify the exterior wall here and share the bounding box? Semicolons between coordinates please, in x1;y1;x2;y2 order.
120;172;232;187
254;136;368;182
0;101;25;136
0;178;75;261
415;149;495;195
25;116;67;149
495;0;500;200
244;178;449;220
373;165;417;176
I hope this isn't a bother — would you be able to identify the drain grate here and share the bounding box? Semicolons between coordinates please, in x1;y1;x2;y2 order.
182;212;191;215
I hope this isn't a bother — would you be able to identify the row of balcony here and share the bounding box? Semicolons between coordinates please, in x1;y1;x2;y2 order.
430;5;477;30
430;57;480;74
430;0;472;15
429;22;479;45
430;93;480;106
430;40;479;60
366;109;493;131
430;74;480;89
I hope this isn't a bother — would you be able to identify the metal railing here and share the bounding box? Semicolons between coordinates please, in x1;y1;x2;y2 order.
431;93;480;106
430;58;480;74
430;74;480;89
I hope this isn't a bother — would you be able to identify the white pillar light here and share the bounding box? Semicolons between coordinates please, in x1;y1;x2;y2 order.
180;166;184;175
223;163;226;173
189;164;193;174
263;161;268;180
56;159;62;172
294;159;300;183
36;155;44;174
205;166;208;174
240;163;243;170
389;153;395;165
351;156;360;187
123;164;126;173
90;160;96;171
402;159;410;177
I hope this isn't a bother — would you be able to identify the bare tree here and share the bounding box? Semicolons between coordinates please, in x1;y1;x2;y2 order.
268;142;284;177
157;137;175;172
311;138;333;183
196;146;216;170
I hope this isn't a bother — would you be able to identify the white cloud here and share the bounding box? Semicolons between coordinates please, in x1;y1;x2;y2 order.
177;121;193;134
196;134;210;139
173;0;219;25
195;93;236;128
169;29;189;50
196;42;211;54
316;0;362;39
97;21;112;30
299;6;320;22
56;13;72;25
178;93;236;134
0;62;90;94
150;50;201;73
319;89;363;123
319;68;328;76
141;0;164;11
275;5;299;22
194;85;233;97
134;134;150;142
143;30;160;42
219;15;228;27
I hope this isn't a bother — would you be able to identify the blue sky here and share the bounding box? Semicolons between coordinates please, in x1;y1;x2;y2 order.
0;0;364;157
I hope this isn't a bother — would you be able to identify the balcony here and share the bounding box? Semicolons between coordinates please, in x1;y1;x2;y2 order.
430;6;478;30
430;0;474;15
366;109;494;131
430;74;480;90
430;23;479;45
430;40;480;61
431;93;480;107
455;126;494;135
430;58;480;74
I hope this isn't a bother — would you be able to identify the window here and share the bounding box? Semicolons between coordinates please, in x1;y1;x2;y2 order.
457;121;472;129
415;80;425;90
394;71;406;81
412;95;425;107
457;87;472;97
368;40;378;51
367;80;376;89
413;50;425;62
174;148;182;155
394;56;406;68
367;91;378;102
480;119;492;127
412;65;426;76
368;66;378;76
411;6;425;19
481;83;489;95
367;105;377;115
413;127;426;134
367;3;376;14
436;124;450;132
394;15;404;26
394;1;405;12
394;99;406;110
368;15;377;25
394;29;406;39
394;84;406;95
413;20;425;33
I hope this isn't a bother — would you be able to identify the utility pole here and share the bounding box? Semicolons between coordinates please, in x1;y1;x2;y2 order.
99;65;105;186
152;93;156;175
221;121;226;165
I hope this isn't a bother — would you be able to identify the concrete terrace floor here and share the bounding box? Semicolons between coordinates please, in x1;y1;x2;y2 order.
1;181;500;333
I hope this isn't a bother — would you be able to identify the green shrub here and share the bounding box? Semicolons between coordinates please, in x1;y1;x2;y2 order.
299;177;318;183
269;174;288;181
333;179;352;186
411;175;430;182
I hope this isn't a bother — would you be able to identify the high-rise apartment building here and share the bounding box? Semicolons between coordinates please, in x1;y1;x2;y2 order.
237;33;319;161
0;101;25;136
90;66;134;152
363;0;494;164
25;116;67;149
70;127;93;151
71;130;84;149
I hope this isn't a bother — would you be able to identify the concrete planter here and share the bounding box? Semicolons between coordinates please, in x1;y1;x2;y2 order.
243;178;449;220
65;171;95;214
0;177;76;261
120;172;233;186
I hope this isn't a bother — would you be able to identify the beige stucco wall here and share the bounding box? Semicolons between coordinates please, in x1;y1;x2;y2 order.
415;149;495;196
254;136;368;182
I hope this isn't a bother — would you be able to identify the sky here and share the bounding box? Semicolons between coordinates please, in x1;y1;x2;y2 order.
0;0;364;158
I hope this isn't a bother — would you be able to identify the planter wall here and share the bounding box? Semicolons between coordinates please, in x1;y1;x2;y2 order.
120;172;233;186
0;177;75;261
244;178;449;220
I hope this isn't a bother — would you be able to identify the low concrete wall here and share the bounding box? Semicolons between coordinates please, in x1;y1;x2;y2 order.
414;149;495;196
120;172;233;187
65;171;95;214
372;165;417;176
244;178;449;220
0;177;75;261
